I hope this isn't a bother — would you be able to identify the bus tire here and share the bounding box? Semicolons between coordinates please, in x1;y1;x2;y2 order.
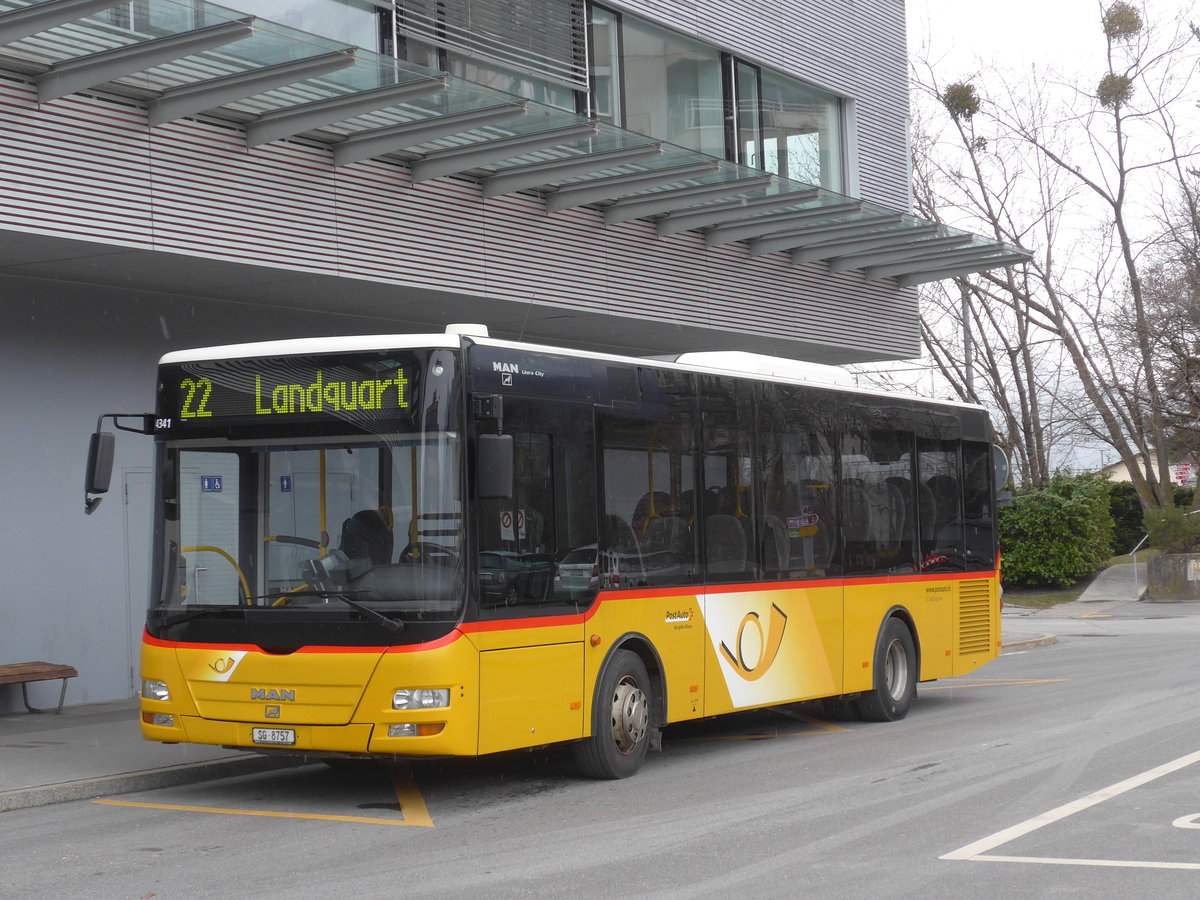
574;649;652;779
855;617;916;722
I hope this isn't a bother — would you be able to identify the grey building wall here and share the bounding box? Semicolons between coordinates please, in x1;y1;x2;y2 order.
0;280;432;713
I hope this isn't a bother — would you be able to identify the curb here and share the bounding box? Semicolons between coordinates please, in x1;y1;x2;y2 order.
0;754;305;813
1001;633;1057;652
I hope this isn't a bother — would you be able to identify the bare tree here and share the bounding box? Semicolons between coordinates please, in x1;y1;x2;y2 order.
903;1;1200;505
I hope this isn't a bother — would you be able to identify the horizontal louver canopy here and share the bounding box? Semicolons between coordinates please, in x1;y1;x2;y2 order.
0;0;1030;286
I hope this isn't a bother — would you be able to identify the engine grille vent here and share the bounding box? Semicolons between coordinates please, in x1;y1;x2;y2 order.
958;580;992;655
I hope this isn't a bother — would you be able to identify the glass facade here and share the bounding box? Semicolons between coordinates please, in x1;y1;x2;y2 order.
205;0;847;190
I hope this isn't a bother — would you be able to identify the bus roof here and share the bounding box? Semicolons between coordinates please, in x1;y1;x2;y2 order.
159;325;984;413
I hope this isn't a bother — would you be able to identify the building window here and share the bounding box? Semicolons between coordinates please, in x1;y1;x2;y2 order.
732;59;763;169
616;15;725;157
210;0;384;50
588;5;623;126
760;68;843;191
445;53;581;111
585;4;846;190
390;0;588;110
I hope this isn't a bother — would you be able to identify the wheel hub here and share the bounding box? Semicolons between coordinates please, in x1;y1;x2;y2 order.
610;676;648;756
884;638;909;701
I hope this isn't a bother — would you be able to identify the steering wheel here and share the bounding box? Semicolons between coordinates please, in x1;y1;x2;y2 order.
399;542;458;565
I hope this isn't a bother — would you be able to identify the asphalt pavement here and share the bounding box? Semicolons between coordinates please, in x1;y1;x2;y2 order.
1;562;1180;814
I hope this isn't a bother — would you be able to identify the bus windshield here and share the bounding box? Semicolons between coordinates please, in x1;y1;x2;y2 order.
147;347;463;644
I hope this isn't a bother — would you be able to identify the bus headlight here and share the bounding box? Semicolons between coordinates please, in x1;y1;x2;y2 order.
392;688;450;710
142;679;170;701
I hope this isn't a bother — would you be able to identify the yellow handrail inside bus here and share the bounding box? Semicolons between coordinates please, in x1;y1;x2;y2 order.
181;545;251;603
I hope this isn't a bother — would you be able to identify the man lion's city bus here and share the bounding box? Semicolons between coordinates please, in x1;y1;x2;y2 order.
85;325;1005;778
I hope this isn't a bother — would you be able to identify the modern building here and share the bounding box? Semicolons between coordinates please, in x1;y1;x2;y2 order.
0;0;1022;711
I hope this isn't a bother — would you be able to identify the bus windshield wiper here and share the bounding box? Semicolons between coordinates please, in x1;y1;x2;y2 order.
157;606;243;627
299;590;406;634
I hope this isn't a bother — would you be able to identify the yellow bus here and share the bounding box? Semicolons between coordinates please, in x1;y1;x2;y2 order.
86;325;1003;778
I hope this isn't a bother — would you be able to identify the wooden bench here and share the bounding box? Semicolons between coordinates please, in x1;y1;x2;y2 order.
0;662;78;714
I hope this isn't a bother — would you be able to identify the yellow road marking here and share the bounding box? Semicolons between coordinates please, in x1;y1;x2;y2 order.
391;770;434;828
1080;614;1112;618
93;797;416;826
93;772;436;828
922;678;1066;691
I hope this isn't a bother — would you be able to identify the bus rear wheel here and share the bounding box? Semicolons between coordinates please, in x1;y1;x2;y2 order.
574;649;652;779
856;617;916;722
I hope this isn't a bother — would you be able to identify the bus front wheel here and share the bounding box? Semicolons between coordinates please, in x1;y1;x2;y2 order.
574;649;652;779
856;617;916;722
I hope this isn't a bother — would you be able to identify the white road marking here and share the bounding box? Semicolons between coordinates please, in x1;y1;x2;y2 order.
942;748;1200;865
970;855;1200;871
1174;814;1200;830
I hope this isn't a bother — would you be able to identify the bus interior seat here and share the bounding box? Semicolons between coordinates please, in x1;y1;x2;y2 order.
644;515;692;556
340;509;393;565
761;515;790;573
705;514;746;575
603;514;641;555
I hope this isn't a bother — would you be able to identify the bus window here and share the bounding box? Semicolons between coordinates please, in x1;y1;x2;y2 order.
961;441;996;569
176;450;243;605
699;375;757;583
915;409;964;571
840;401;916;577
759;383;839;578
598;369;699;590
475;397;596;614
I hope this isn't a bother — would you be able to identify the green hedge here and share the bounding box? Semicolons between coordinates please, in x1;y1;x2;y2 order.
1110;481;1195;556
1109;481;1143;556
1000;474;1114;587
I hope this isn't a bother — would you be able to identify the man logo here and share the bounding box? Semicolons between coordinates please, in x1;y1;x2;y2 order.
251;688;296;701
719;603;788;682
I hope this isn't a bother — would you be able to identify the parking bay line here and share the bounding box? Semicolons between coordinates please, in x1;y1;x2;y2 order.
942;748;1200;870
922;678;1067;691
91;771;435;828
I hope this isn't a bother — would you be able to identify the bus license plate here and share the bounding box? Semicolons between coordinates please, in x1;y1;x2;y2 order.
252;727;295;746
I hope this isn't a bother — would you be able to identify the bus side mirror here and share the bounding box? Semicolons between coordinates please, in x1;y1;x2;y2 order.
85;431;115;514
477;434;513;499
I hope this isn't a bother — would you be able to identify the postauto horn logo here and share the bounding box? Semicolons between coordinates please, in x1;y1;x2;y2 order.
719;603;788;682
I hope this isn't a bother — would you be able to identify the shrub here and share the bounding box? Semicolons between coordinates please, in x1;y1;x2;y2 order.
1143;505;1200;553
1109;481;1143;556
1108;482;1194;555
1000;474;1114;587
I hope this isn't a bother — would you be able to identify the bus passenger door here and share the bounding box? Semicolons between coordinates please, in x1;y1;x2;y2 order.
471;395;593;753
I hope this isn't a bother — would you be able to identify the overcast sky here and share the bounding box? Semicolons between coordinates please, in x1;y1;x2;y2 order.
906;0;1125;78
906;0;1200;85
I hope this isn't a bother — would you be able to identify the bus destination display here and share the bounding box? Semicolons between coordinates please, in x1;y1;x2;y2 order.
156;356;416;435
